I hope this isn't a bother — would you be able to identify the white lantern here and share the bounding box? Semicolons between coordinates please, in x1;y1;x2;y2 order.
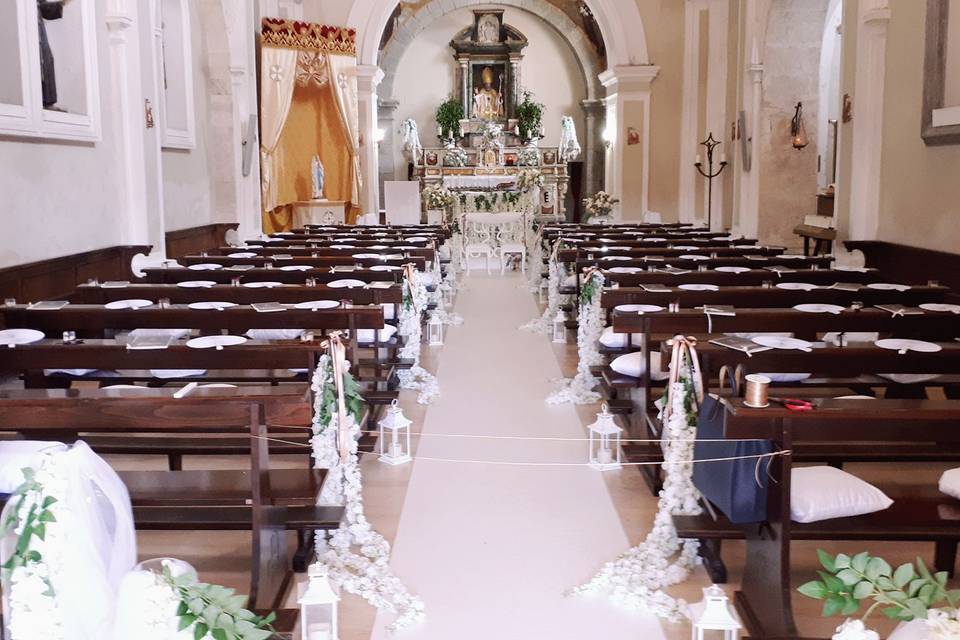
378;399;412;465
442;283;454;306
690;585;742;640
428;311;444;346
539;278;549;304
587;404;622;471
552;310;567;344
299;564;339;640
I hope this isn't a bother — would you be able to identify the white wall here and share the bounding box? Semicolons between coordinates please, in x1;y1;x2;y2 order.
0;1;125;268
161;1;214;232
389;6;587;180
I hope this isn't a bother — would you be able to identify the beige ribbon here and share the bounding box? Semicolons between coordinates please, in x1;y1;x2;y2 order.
662;335;705;422
323;332;351;464
401;263;421;314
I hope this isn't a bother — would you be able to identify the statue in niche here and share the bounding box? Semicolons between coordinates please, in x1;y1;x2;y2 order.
311;155;325;200
476;14;500;44
37;0;72;110
473;66;504;120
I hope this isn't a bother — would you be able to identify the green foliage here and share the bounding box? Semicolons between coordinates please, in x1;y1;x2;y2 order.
435;97;464;138
580;272;604;306
516;90;544;141
163;564;275;640
1;467;58;596
797;550;960;623
317;358;365;430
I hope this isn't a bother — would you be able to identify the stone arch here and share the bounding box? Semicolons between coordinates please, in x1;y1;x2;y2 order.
377;0;602;102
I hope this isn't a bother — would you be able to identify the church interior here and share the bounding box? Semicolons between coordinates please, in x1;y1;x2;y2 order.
1;0;960;638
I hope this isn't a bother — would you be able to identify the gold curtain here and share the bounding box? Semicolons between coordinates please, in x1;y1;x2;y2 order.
261;76;357;232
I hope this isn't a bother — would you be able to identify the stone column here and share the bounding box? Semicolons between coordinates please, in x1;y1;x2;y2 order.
378;97;400;208
104;0;159;254
458;56;470;117
509;53;522;120
356;64;384;218
599;65;660;221
580;99;605;197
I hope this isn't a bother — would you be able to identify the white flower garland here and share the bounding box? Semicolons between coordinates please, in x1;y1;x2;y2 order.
546;270;606;405
571;345;703;620
527;226;545;294
396;269;441;405
521;240;566;333
3;457;67;640
429;250;463;327
311;356;425;631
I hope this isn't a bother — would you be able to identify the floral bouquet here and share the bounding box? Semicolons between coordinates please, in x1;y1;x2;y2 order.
517;147;540;167
516;168;544;193
442;147;468;167
422;184;455;210
478;120;503;148
583;191;619;221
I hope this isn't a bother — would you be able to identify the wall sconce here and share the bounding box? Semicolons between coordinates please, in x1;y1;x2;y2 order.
790;102;809;150
601;126;613;149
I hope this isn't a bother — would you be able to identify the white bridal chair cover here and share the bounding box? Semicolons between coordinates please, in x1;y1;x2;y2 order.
1;442;136;640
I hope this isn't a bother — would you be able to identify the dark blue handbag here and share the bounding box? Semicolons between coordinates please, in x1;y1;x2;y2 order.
692;393;774;524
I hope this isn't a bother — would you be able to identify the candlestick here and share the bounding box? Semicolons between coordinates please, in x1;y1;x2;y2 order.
694;132;729;230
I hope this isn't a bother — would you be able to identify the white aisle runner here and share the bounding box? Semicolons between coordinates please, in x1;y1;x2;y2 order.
369;273;667;639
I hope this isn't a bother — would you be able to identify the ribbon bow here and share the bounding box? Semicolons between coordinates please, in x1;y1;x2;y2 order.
322;332;351;465
662;335;704;422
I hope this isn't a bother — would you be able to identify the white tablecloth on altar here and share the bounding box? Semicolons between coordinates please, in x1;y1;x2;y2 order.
464;212;523;224
443;175;517;190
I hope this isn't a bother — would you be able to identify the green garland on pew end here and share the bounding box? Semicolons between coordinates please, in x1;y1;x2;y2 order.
167;563;276;640
315;356;364;432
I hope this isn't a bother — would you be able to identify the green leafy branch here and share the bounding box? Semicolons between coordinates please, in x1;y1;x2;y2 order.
1;467;57;595
317;358;365;430
798;550;960;623
163;564;276;640
435;96;464;139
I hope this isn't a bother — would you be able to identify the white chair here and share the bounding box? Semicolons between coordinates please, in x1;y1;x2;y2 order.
462;216;497;275
498;219;526;274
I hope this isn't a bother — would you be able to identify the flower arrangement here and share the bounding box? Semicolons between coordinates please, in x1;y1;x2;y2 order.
517;146;541;167
442;147;468;167
516;168;544;193
397;268;441;404
799;550;960;638
435;96;463;139
546;268;606;405
478;120;504;148
583;191;619;221
422;184;455;210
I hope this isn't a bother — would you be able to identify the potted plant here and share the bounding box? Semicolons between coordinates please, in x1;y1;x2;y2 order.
516;90;544;143
798;550;960;639
435;97;464;141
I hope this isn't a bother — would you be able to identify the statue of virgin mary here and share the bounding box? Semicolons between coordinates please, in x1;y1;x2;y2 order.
311;155;325;200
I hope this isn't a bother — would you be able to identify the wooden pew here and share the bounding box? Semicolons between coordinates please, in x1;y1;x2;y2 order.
599;268;882;289
0;386;342;611
683;399;960;639
139;267;399;286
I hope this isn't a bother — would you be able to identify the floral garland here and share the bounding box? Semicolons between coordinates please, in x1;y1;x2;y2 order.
571;338;704;620
311;353;425;630
2;461;66;640
546;269;606;405
396;267;441;404
428;249;463;327
521;240;567;334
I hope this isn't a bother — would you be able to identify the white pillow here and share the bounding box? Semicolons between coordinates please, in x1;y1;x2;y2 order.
598;326;643;349
609;351;669;381
0;441;67;492
823;331;879;344
355;325;398;344
380;304;397;321
421;272;436;286
887;619;930;640
791;466;893;523
938;467;960;500
129;328;191;340
562;274;577;288
245;329;304;341
877;373;942;385
757;372;812;383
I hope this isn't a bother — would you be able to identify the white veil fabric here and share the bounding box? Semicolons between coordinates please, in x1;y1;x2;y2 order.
559;115;582;162
1;441;136;640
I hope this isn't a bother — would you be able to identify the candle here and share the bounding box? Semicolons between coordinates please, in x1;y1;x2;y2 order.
390;442;403;458
695;154;702;165
598;448;613;464
437;124;443;137
308;622;331;640
720;152;727;163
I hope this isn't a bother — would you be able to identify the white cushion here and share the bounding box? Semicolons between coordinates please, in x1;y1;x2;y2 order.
421;272;436;286
0;441;66;492
129;328;191;340
823;331;879;344
381;304;396;321
562;274;577;288
887;619;930;640
598;326;643;349
790;466;893;523
938;467;960;500
877;373;942;385
758;372;812;383
609;351;669;381
245;329;304;341
355;324;398;344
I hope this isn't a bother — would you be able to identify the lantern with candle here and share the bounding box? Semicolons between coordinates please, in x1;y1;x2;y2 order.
428;311;444;346
552;309;567;344
378;399;412;465
587;404;622;471
690;584;742;640
299;564;339;640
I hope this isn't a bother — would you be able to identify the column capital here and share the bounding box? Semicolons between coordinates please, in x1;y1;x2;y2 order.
580;99;604;116
378;97;400;113
355;65;385;92
747;63;764;84
599;65;660;95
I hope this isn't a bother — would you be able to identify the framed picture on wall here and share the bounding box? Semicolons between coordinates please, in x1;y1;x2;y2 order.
922;0;960;145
